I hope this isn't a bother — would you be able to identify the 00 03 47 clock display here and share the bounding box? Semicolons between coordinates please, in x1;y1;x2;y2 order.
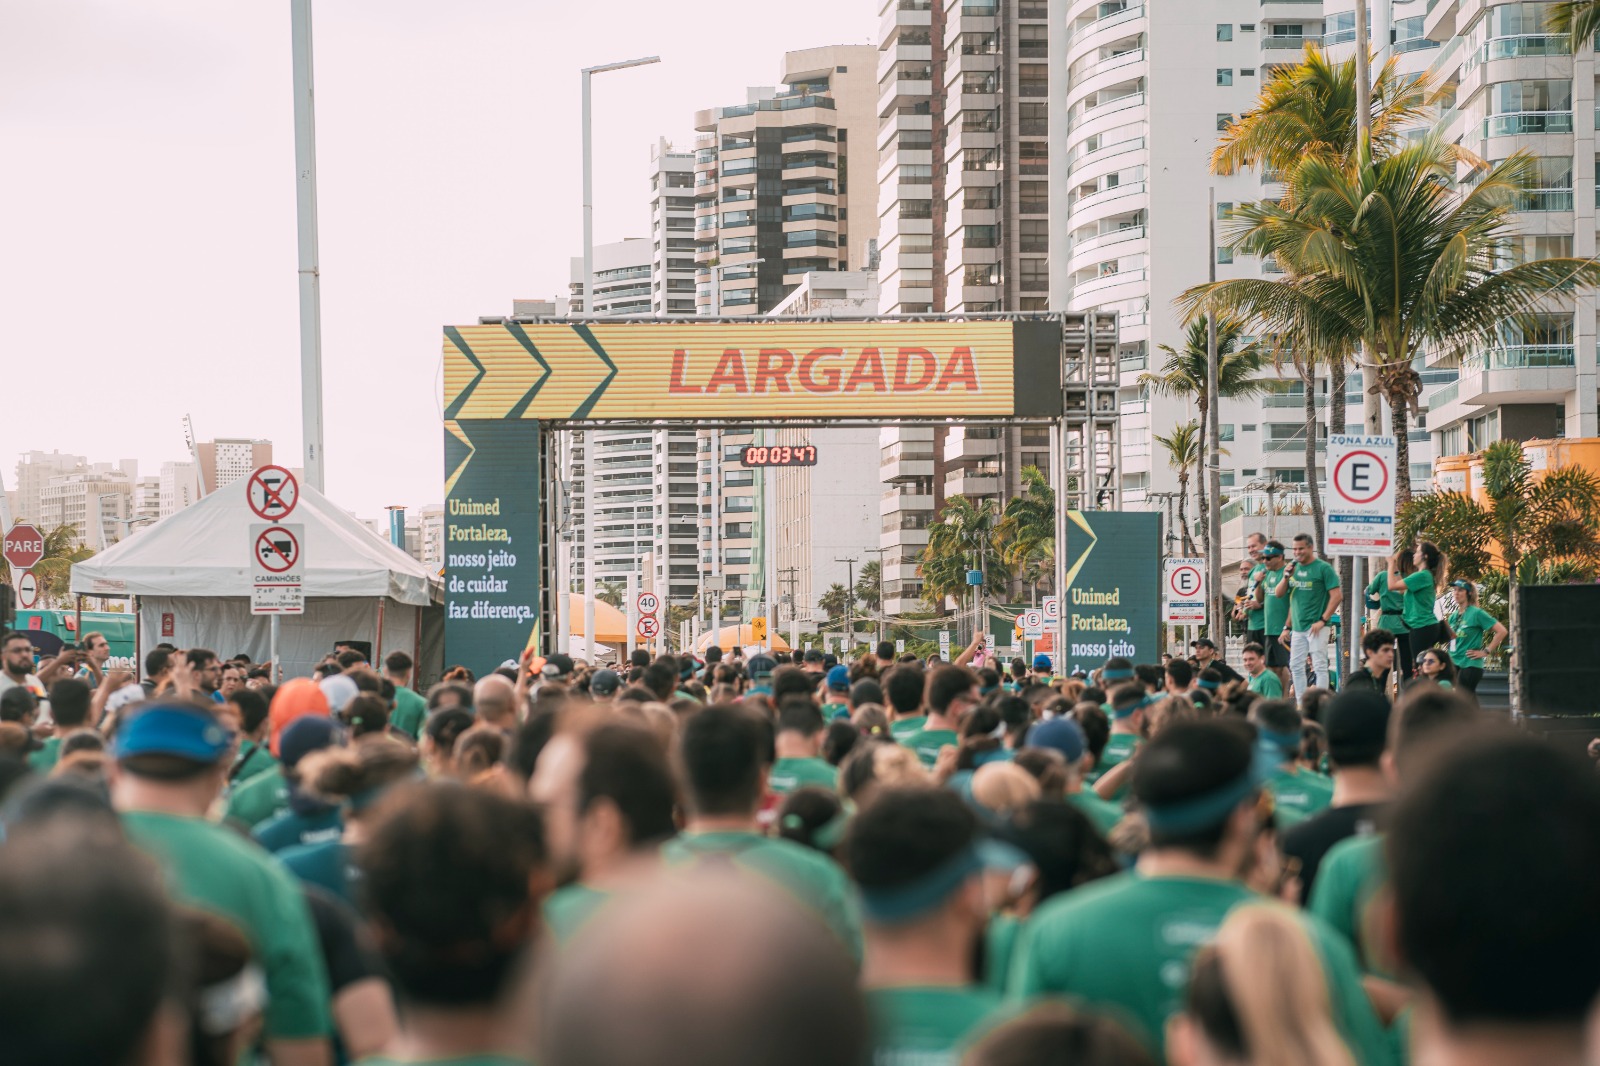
739;444;818;467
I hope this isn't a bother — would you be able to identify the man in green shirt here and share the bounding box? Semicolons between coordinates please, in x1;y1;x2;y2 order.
843;787;1003;1065
1273;533;1342;699
902;665;979;769
1253;542;1293;695
1241;642;1283;698
661;704;862;959
110;703;333;1064
28;677;96;773
1234;530;1268;647
1309;686;1479;979
382;650;428;739
1008;720;1392;1065
884;663;928;741
821;665;853;720
1084;682;1148;794
770;698;839;795
1248;698;1332;828
532;722;676;943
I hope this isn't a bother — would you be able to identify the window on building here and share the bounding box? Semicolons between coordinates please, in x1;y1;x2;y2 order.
1217;69;1234;86
1219;423;1235;441
1217;200;1233;219
1020;259;1049;291
1241;68;1256;76
1217;23;1233;40
1020;180;1048;213
1217;246;1234;264
1240;23;1255;31
1217;113;1234;131
1020;219;1048;252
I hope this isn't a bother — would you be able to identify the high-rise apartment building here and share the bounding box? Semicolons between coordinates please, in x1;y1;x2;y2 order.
197;439;272;493
158;461;200;518
875;0;1053;613
649;140;699;316
13;450;87;523
38;462;137;548
1416;0;1595;460
690;45;879;316
567;238;654;316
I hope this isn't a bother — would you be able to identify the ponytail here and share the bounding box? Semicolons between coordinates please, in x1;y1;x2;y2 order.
1187;904;1356;1066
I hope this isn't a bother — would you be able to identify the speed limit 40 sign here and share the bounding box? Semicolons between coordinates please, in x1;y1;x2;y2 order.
1163;557;1206;625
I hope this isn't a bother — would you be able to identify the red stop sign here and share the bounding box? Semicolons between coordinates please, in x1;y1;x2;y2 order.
3;523;46;570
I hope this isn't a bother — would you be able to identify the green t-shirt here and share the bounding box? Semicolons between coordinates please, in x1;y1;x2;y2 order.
1287;558;1340;632
224;764;289;830
1247;669;1283;698
27;735;60;773
1448;605;1498;668
1066;788;1123;837
1087;730;1139;784
890;715;927;741
1261;566;1290;635
231;739;278;785
662;830;862;961
391;685;428;739
1245;562;1267;629
865;985;1003;1066
1401;570;1439;632
543;882;611;943
1366;572;1407;633
822;700;850;720
903;727;959;769
1308;832;1392;978
769;756;839;795
1009;872;1393;1065
984;913;1023;995
1266;766;1334;828
121;810;332;1040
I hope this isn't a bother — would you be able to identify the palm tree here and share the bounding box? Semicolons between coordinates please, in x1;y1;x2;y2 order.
818;583;852;622
995;464;1055;593
1183;136;1600;506
1397;440;1600;711
1551;2;1600;49
31;525;95;608
1142;317;1272;556
919;496;1007;610
595;581;625;609
1212;47;1435;512
1153;421;1203;557
854;561;881;614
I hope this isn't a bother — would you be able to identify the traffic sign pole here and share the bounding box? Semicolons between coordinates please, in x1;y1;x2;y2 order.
626;573;638;659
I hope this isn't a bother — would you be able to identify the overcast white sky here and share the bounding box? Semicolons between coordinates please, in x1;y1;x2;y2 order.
0;0;875;518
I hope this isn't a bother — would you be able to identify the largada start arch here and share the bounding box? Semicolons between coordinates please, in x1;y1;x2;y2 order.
441;313;1121;677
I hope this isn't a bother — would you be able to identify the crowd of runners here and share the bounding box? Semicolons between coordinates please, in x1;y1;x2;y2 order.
0;533;1595;1066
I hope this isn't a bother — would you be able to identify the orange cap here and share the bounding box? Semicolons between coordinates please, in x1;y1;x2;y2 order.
268;678;330;756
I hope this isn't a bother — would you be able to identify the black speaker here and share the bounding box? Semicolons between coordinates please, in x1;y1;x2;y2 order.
1515;585;1600;716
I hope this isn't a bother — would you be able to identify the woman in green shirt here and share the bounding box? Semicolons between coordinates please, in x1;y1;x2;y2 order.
1366;547;1412;656
1446;579;1506;694
1387;540;1446;681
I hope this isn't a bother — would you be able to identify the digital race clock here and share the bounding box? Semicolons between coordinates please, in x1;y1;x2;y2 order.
739;444;818;467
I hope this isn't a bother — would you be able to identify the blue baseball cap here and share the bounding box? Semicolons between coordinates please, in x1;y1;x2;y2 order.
279;716;344;769
1031;653;1053;672
747;655;777;681
1024;717;1086;764
114;705;232;764
826;664;851;692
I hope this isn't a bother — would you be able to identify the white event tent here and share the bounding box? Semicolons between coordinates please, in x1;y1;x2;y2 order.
71;477;443;682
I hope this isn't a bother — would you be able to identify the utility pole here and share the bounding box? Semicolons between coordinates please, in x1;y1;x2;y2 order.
779;566;800;654
864;545;888;645
1207;188;1224;638
835;556;858;657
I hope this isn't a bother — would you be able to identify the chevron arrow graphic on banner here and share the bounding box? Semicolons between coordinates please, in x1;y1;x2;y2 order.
444;325;614;420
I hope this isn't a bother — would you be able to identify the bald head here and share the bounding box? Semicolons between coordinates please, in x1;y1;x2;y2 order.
474;674;518;728
539;872;865;1066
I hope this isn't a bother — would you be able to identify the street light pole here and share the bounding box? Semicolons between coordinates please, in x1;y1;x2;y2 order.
290;0;326;492
864;545;888;645
580;55;659;664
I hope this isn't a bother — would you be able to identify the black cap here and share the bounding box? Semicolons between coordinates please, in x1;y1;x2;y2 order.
1191;638;1217;650
1324;689;1392;766
542;653;575;678
803;649;825;663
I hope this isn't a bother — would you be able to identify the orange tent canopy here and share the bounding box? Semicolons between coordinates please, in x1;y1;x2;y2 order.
694;624;792;654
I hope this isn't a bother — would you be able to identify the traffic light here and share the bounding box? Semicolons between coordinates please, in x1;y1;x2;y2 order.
751;616;767;642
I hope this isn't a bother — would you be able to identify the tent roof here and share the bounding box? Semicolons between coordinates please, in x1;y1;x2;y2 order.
71;476;439;606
